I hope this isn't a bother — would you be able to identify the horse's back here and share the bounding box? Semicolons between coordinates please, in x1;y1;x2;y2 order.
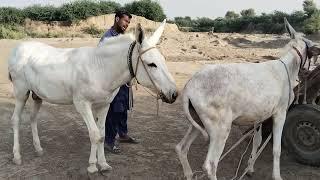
8;41;74;68
7;41;78;103
184;61;283;123
192;61;280;85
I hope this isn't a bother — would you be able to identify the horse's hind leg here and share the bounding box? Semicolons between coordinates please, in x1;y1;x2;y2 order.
11;86;29;165
202;110;232;180
175;125;200;180
30;95;43;156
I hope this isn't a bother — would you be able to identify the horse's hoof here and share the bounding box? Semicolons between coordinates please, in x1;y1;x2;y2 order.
87;170;99;180
87;166;98;174
99;162;112;172
13;157;22;165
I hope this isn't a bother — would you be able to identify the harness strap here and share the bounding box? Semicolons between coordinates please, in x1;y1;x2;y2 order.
292;46;306;69
279;59;292;109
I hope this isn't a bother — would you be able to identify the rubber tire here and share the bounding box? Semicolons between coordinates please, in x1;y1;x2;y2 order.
283;104;320;167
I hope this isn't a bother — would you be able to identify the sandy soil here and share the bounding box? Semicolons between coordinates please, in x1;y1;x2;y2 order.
0;32;320;180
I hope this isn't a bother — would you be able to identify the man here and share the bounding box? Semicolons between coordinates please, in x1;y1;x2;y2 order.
98;10;139;154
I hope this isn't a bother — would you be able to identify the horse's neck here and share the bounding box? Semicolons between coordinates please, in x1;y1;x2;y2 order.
94;40;135;90
280;48;303;85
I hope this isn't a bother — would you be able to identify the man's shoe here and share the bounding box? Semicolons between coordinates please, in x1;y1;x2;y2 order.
104;144;121;154
118;135;140;144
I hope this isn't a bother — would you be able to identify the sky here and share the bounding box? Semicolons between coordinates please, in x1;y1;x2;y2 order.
1;0;320;19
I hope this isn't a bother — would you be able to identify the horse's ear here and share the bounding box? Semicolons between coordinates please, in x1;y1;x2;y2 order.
135;23;145;44
284;17;296;39
148;19;166;46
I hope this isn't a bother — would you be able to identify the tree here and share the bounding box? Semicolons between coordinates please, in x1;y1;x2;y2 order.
303;0;318;17
23;5;58;22
271;11;289;23
0;7;25;25
192;17;215;32
304;11;320;33
225;11;239;19
59;0;102;22
99;1;121;15
240;8;255;17
303;0;320;34
174;16;193;27
124;0;166;22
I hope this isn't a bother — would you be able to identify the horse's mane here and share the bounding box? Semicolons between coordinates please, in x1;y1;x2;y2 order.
99;33;135;46
280;32;305;57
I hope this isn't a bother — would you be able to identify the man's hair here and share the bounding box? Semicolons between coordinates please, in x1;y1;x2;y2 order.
115;10;132;19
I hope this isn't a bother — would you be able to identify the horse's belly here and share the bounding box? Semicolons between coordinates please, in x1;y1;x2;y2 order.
41;98;73;105
232;111;273;126
32;81;73;104
233;116;262;126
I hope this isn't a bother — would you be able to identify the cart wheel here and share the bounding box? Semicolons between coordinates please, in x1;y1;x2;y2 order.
283;104;320;167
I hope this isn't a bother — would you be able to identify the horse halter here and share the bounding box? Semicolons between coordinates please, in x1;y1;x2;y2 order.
127;41;163;99
291;41;311;71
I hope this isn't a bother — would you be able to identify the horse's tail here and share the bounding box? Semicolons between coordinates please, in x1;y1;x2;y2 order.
182;91;209;141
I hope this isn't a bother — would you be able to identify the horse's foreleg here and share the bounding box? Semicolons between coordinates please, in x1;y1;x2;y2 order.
272;111;286;180
93;103;112;172
73;99;101;173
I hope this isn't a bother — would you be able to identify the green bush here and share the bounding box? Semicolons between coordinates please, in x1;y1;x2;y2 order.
99;1;121;15
59;0;102;22
124;0;166;22
174;16;193;27
0;25;26;39
82;24;104;37
15;1;118;23
23;5;59;21
0;0;165;25
170;0;317;34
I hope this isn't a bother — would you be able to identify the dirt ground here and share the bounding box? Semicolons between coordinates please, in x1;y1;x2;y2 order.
1;32;320;180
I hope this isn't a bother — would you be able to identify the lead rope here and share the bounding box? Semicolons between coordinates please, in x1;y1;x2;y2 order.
126;82;134;118
238;133;272;180
218;122;267;180
231;134;253;180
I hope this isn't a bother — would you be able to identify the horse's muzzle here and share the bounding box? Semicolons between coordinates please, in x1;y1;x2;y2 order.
160;90;178;104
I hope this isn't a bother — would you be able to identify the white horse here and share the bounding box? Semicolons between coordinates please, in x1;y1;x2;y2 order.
176;18;320;180
8;20;177;173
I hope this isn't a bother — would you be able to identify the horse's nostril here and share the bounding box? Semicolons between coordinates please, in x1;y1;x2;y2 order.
172;91;178;100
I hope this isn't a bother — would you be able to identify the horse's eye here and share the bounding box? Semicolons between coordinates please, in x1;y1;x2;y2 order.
148;63;157;68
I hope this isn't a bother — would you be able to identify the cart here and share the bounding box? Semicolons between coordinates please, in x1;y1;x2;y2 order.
263;65;320;166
